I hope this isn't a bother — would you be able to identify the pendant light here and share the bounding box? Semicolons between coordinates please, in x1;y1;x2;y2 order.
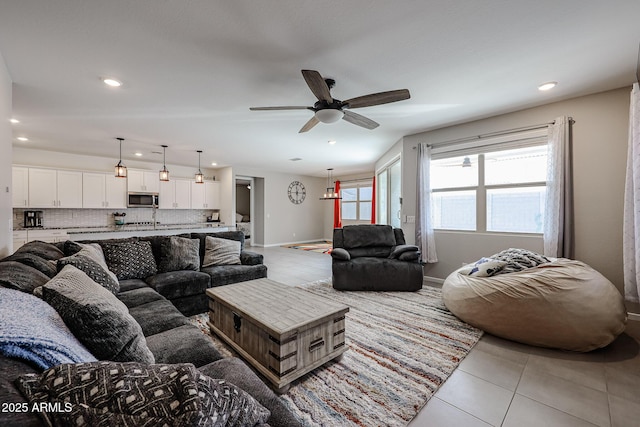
114;137;127;178
159;145;169;181
195;150;204;184
319;168;341;200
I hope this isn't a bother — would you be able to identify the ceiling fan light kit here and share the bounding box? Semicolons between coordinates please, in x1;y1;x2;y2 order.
250;69;410;133
114;137;127;178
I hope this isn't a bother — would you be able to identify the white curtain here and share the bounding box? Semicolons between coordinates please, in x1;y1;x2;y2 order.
543;116;574;258
416;143;437;263
623;83;640;303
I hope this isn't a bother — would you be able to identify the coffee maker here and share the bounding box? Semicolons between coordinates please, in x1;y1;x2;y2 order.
24;210;43;228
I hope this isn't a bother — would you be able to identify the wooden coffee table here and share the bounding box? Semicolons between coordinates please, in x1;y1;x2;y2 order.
206;278;349;393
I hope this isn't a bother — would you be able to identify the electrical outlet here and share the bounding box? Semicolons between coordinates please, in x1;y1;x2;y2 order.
406;215;415;223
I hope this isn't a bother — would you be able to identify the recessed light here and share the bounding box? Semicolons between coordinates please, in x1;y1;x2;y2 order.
134;152;143;157
10;118;19;124
211;162;217;166
538;81;557;91
328;139;337;145
17;137;29;142
102;77;122;87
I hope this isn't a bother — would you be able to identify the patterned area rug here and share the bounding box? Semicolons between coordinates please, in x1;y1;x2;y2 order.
189;280;483;426
282;241;333;254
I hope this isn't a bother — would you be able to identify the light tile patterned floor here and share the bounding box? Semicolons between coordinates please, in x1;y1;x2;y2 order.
250;245;640;427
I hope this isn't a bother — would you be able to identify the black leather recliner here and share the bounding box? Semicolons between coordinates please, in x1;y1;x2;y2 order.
331;224;423;291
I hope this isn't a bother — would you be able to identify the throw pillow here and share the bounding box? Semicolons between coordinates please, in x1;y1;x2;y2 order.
3;252;57;278
0;288;97;369
16;362;271;427
57;254;120;295
236;212;244;223
157;236;201;273
42;265;154;363
15;240;64;261
0;261;50;293
203;236;242;267
490;248;550;275
100;240;158;280
459;258;508;277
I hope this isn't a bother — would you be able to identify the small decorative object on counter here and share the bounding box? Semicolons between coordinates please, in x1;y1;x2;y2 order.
113;212;126;225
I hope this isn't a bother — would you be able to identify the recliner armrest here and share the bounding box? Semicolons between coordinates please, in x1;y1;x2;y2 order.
388;245;419;259
331;248;351;261
240;251;263;266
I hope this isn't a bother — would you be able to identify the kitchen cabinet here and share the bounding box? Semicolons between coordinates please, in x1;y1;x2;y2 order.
159;179;191;209
12;230;28;252
128;170;159;193
83;172;127;208
191;181;220;209
28;168;82;208
27;229;68;243
12;167;29;208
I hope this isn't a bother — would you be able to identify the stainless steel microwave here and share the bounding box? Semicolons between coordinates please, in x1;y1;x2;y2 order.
127;192;159;208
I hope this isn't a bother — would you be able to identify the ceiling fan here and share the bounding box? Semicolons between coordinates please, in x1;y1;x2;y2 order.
250;70;410;133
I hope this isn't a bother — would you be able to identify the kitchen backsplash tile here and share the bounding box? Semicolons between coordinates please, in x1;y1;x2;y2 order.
13;208;216;229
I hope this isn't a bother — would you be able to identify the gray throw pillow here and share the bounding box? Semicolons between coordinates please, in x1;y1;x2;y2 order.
157;236;201;273
100;240;158;280
16;362;270;427
57;254;120;295
203;236;242;267
15;240;65;260
0;261;50;293
42;265;154;363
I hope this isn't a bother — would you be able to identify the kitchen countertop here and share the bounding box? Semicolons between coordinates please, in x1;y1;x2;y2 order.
15;223;227;234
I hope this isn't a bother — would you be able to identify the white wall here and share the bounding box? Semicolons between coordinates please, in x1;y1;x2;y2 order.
0;53;12;257
394;87;630;292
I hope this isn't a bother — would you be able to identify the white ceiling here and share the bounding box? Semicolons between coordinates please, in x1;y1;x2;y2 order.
1;1;639;176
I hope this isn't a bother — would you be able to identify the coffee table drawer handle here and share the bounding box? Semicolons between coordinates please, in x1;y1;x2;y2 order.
233;312;242;332
309;337;325;352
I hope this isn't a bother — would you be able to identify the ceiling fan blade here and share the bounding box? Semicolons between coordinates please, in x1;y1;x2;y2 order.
250;106;311;111
301;70;333;103
342;110;379;130
343;89;410;109
299;115;320;133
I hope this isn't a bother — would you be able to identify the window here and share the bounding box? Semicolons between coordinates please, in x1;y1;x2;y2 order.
376;158;401;228
341;182;373;223
431;144;547;233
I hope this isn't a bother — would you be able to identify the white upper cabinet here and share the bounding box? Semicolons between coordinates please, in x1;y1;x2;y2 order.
28;168;82;208
83;172;127;208
12;167;29;208
127;170;159;193
159;179;191;209
191;181;219;209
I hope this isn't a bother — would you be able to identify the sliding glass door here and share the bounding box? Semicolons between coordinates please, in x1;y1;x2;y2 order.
377;158;401;228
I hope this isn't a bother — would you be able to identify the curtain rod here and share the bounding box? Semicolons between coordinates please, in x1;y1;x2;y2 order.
413;117;574;149
337;177;374;183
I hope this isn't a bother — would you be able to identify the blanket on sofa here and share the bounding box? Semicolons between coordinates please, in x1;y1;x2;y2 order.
0;288;96;369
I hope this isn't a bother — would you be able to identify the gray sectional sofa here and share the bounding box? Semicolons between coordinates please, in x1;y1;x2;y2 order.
0;233;300;427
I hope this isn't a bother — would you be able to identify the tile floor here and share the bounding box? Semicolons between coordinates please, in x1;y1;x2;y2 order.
250;245;640;427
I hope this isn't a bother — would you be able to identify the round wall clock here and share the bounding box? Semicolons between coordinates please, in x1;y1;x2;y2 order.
287;181;306;204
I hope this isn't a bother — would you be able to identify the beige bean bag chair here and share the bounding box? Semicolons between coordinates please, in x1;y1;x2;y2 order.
443;258;627;352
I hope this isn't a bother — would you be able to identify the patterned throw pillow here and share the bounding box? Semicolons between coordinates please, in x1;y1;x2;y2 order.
459;257;508;277
42;265;154;363
16;362;271;427
100;240;158;280
202;236;242;267
57;254;120;295
157;236;201;273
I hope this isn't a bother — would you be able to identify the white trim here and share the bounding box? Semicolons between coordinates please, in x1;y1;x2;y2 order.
629;312;640;322
375;153;401;174
423;275;445;285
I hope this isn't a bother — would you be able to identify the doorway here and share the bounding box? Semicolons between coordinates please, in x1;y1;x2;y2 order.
235;176;255;246
377;157;402;228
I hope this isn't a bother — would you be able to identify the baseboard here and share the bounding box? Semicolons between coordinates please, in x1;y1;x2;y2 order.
265;239;331;248
424;275;445;285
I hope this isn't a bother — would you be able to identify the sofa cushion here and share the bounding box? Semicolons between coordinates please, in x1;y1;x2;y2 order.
145;270;210;300
118;278;149;293
16;361;270;427
201;264;267;287
128;299;191;337
203;236;242;267
199;358;302;427
342;224;396;249
0;261;50;293
2;252;57;278
42;265;154;364
117;287;166;309
100;240;158;280
157;236;201;273
146;325;223;367
57;254;120;295
15;240;64;261
0;288;96;370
